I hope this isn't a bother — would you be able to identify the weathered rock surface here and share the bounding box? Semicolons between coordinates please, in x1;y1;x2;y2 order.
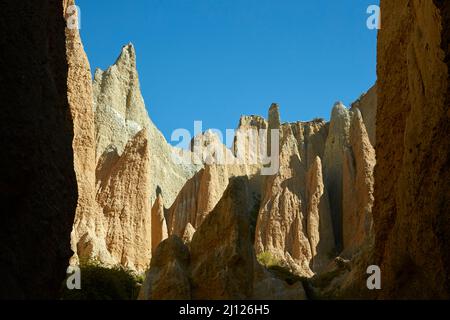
93;44;198;208
64;0;99;266
151;194;168;255
141;177;307;300
256;131;314;277
167;165;232;237
306;157;335;272
373;0;450;299
191;130;235;166
254;97;378;277
93;129;152;272
189;177;257;299
351;85;377;146
255;116;335;277
252;265;307;300
167;163;260;237
322;102;351;251
233;115;268;165
167;130;261;237
0;0;77;299
342;109;375;255
267;103;281;155
182;223;196;245
138;235;191;300
72;44;201;272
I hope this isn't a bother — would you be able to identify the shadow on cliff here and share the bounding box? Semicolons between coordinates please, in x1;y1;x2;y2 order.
0;0;77;299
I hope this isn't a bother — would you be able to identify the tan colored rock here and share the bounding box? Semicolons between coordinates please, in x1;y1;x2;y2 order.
182;223;196;245
151;194;168;255
64;0;98;265
267;103;281;156
166;165;231;237
322;102;351;251
141;177;306;300
316;1;449;300
167;130;261;237
189;177;256;299
191;130;235;166
289;119;329;170
373;0;450;298
252;266;307;300
233;115;268;165
351;85;377;146
93;44;199;208
71;44;201;272
94;129;152;272
139;236;191;300
255;129;314;277
306;157;335;272
342;109;375;255
255;113;334;277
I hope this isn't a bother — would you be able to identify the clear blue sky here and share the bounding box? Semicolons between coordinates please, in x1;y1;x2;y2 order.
77;0;378;144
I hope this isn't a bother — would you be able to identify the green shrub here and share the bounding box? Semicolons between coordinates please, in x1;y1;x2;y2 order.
257;252;305;287
257;251;281;268
61;260;143;300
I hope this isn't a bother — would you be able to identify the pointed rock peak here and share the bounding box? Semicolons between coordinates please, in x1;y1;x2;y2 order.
311;155;322;172
268;103;281;129
94;67;104;80
123;129;149;155
332;101;348;114
182;223;196;244
269;102;280;111
114;43;137;69
156;185;163;197
154;192;164;207
134;128;148;140
350;107;371;144
330;101;351;124
351;107;363;120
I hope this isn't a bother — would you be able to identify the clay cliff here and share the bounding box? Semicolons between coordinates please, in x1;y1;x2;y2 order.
166;128;263;238
71;44;201;272
351;85;377;146
255;117;333;277
94;129;152;271
0;0;78;299
62;27;377;283
342;109;375;256
64;0;100;267
306;1;450;300
151;194;169;255
255;101;376;276
373;0;450;299
2;0;449;301
93;44;199;208
140;94;377;300
140;178;307;300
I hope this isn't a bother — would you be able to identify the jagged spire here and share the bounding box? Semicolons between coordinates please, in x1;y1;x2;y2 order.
268;103;281;130
115;43;137;68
